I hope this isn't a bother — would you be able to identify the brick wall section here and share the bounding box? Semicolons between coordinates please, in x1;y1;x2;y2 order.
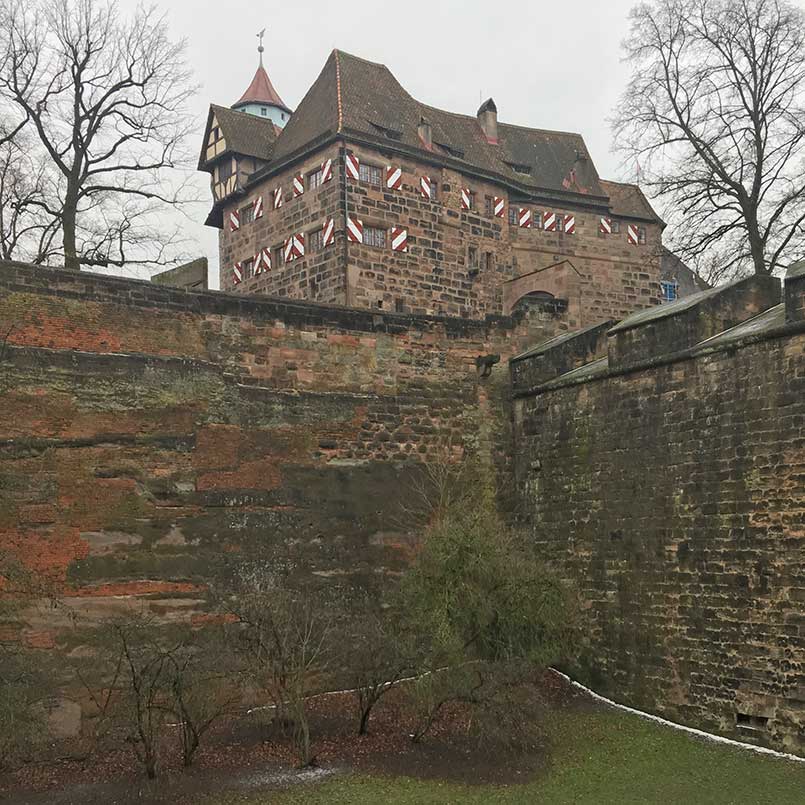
218;139;663;323
0;261;551;604
511;292;805;755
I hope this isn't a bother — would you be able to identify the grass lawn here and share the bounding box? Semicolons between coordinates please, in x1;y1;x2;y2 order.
207;706;805;805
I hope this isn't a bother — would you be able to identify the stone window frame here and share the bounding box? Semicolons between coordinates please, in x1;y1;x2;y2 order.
467;243;479;274
239;203;255;226
307;225;324;253
363;224;386;248
359;162;383;187
483;251;494;272
611;219;621;234
484;195;496;217
638;226;647;244
241;256;255;280
308;166;325;191
272;244;285;267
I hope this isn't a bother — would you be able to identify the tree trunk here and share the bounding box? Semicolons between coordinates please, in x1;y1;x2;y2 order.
358;706;371;736
746;213;769;276
62;188;79;270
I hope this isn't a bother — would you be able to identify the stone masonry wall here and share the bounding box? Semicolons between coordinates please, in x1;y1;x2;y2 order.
0;261;554;648
218;139;663;324
511;288;805;755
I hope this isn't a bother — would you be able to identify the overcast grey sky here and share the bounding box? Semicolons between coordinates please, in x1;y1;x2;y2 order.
118;0;649;286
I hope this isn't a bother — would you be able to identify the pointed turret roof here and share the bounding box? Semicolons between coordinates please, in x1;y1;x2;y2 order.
234;64;291;113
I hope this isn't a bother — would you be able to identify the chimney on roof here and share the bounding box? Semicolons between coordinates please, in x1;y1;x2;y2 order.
418;116;432;149
477;98;498;143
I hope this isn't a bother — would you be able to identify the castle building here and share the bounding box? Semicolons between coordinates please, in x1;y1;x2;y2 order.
199;47;665;325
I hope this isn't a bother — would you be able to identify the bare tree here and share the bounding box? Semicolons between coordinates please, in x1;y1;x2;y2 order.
0;0;198;271
346;604;412;736
614;0;805;282
223;564;330;767
0;134;61;263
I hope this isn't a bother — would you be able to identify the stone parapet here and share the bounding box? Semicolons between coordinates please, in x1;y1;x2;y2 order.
607;274;781;370
785;260;805;323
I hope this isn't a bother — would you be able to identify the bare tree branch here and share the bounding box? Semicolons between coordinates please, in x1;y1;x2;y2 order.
614;0;805;282
0;0;201;270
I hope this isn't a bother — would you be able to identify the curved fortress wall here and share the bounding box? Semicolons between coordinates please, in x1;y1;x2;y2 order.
511;269;805;755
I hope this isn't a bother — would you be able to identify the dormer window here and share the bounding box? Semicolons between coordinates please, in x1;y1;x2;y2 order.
506;162;532;175
261;107;267;116
434;142;465;160
370;121;402;140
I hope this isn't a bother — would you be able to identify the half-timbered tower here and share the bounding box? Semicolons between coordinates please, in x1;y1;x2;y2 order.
199;49;666;325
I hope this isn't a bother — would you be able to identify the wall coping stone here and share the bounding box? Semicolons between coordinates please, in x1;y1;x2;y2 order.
510;320;613;396
514;302;805;398
607;274;781;370
0;260;522;339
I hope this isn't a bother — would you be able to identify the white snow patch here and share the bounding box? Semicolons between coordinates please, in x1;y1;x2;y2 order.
551;669;805;764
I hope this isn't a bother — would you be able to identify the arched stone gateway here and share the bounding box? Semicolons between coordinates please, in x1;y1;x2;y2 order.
502;260;583;319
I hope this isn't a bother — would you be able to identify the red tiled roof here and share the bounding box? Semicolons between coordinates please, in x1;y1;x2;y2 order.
234;64;291;113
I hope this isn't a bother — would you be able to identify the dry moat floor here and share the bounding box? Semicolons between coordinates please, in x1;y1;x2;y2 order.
2;672;803;804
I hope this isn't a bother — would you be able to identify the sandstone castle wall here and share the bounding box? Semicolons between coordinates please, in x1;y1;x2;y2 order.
1;260;803;757
0;261;548;626
511;271;805;755
218;148;662;324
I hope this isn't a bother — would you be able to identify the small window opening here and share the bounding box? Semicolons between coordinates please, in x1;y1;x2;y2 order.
467;245;479;276
240;204;254;226
736;712;768;731
261;107;267;116
376;300;384;309
308;167;325;190
307;227;323;253
660;280;679;302
359;163;383;187
394;298;404;313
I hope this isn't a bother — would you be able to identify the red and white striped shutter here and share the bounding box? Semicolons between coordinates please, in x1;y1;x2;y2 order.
229;209;240;232
543;211;557;231
283;237;294;263
273;186;283;209
627;224;639;245
518;208;532;228
386;165;402;190
321;159;333;183
232;262;242;284
345;152;360;181
420;175;432;199
390;226;408;252
346;216;363;243
293;173;304;197
564;214;576;234
322;217;335;247
253;196;264;219
599;216;611;234
293;232;305;259
461;188;471;210
253;251;263;275
494;197;505;218
261;246;272;272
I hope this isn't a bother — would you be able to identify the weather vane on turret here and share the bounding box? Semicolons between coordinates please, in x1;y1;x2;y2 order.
257;28;266;67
